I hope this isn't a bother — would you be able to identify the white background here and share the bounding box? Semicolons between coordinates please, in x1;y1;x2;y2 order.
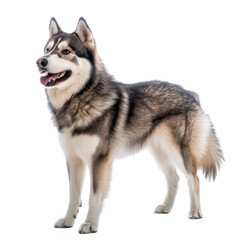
1;0;240;239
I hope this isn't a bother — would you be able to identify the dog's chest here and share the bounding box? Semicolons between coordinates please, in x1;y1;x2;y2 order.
47;89;117;132
58;130;100;165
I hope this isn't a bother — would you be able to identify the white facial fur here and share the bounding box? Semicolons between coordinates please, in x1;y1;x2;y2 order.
44;39;92;109
43;39;92;90
44;38;61;56
46;54;91;87
44;40;54;53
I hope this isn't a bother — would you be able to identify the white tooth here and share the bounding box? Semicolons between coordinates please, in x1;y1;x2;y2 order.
59;72;65;78
42;72;48;77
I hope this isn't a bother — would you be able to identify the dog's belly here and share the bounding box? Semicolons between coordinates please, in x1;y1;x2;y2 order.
58;130;100;165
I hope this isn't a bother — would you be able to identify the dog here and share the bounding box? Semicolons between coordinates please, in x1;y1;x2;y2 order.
36;17;223;234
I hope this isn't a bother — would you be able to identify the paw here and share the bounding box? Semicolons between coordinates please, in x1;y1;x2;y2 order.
79;223;97;234
188;209;203;219
54;217;75;228
154;204;171;214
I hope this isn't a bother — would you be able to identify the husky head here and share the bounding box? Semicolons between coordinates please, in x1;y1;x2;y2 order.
37;17;100;90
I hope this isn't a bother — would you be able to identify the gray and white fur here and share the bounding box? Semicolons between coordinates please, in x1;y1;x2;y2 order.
36;17;224;234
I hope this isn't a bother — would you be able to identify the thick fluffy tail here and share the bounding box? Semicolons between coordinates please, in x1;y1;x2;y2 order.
201;125;224;180
191;113;224;180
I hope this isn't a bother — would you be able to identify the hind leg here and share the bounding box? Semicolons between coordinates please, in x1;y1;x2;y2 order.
180;146;203;219
186;174;203;219
151;146;180;214
150;124;203;219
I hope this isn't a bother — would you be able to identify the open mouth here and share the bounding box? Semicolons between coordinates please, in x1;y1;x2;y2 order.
40;70;72;87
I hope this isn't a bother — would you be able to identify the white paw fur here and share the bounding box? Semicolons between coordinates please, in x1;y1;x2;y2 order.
79;222;97;234
154;204;171;214
188;209;203;219
54;217;75;228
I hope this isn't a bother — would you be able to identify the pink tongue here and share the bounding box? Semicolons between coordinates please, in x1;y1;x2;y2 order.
40;73;59;86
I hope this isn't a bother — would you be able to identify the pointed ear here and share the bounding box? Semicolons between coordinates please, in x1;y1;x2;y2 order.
49;17;62;37
75;17;95;50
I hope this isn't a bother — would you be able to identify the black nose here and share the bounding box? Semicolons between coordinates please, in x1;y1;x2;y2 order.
36;58;48;67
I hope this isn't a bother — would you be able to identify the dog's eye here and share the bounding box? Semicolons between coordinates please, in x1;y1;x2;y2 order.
61;49;70;55
45;48;49;53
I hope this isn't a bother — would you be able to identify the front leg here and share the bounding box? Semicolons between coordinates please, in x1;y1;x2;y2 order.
55;157;86;228
79;155;112;234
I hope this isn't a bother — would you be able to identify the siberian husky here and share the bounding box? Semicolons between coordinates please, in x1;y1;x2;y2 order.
37;17;223;234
